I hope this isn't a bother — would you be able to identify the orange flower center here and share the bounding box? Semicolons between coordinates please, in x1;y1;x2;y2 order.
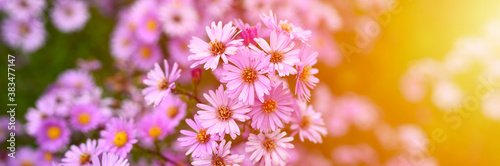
242;68;257;83
209;40;226;56
216;106;232;121
262;99;277;114
195;129;210;143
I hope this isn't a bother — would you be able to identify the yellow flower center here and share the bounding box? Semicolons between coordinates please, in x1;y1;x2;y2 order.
300;116;312;128
242;68;257;83
21;160;33;166
78;113;91;125
149;126;162;138
140;46;152;58
262;138;276;152
47;127;61;140
195;129;210;143
44;152;53;162
113;131;128;147
167;106;179;118
79;153;91;164
19;24;30;37
262;99;277;114
269;51;284;63
146;19;157;31
300;66;312;81
212;156;226;166
209;39;226;56
279;22;292;33
216;106;232;121
157;79;169;90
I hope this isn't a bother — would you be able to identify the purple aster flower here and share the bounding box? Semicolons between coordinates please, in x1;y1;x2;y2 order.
261;11;311;42
3;0;45;19
178;115;219;158
51;0;90;33
137;113;171;145
2;17;46;53
91;153;130;166
7;147;37;166
69;103;104;132
57;69;96;92
197;85;250;139
192;140;244;166
290;103;327;144
99;118;138;158
110;26;138;60
249;82;294;132
295;45;319;102
135;5;161;43
131;43;162;71
153;94;187;129
234;19;267;47
62;139;102;166
37;150;59;166
36;118;71;152
245;130;294;166
159;0;199;37
142;59;181;106
221;48;271;105
251;30;300;77
188;21;242;71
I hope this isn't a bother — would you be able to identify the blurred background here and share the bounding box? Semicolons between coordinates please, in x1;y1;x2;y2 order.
3;0;500;165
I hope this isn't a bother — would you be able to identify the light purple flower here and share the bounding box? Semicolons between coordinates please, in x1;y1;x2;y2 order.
198;0;233;17
91;153;130;166
2;17;46;53
197;85;250;139
153;94;187;129
57;69;96;92
142;59;182;106
159;0;199;37
36;118;71;152
188;21;242;71
295;45;319;102
135;5;161;43
131;43;162;71
221;48;271;105
51;0;90;33
245;130;294;166
138;113;171;145
99;118;138;158
7;147;37;166
62;139;102;166
192;140;244;166
110;26;138;60
69;103;104;132
251;30;300;76
178;115;219;158
290;103;327;144
261;11;311;42
4;0;45;19
249;82;294;132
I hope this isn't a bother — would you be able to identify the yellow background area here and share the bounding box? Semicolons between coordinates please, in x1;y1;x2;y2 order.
320;0;500;165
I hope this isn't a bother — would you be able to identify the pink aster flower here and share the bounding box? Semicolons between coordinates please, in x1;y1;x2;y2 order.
61;139;102;166
57;69;96;92
197;85;250;139
295;45;319;102
4;0;46;19
135;6;161;43
245;130;294;166
69;103;104;132
251;31;300;76
159;0;199;37
7;147;37;166
138;113;171;146
2;17;46;53
192;140;244;166
131;43;162;71
51;0;90;33
249;82;294;132
153;94;187;129
142;59;181;106
110;26;138;60
99;118;138;158
91;153;130;166
290;103;327;144
178;115;219;158
234;19;268;47
260;11;311;42
188;21;242;71
36;118;71;152
221;48;271;105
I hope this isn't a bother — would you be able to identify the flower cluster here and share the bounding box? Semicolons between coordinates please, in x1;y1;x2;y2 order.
1;0;90;53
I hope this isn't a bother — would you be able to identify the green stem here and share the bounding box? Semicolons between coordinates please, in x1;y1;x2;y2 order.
172;86;202;103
